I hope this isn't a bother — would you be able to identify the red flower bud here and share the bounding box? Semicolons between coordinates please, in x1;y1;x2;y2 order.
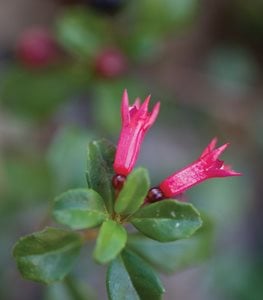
16;28;59;68
159;138;242;198
113;89;160;176
95;48;127;78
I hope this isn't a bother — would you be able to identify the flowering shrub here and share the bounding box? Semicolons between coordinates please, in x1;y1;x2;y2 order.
13;90;240;299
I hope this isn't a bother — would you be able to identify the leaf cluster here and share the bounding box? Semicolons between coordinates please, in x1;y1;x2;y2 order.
13;139;211;299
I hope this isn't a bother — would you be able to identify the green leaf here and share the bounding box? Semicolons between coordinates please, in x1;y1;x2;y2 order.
137;0;198;34
13;227;83;284
0;65;87;120
107;249;165;300
53;188;108;230
86;139;116;213
92;80;145;134
56;8;108;58
93;220;127;264
47;126;93;191
115;168;150;216
130;199;202;242
128;216;213;273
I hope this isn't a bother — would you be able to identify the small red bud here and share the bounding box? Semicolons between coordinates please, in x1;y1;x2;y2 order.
16;28;59;68
112;174;126;190
95;48;127;78
146;187;164;203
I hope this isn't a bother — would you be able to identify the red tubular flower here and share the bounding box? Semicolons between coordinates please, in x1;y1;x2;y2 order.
113;89;160;176
159;138;242;198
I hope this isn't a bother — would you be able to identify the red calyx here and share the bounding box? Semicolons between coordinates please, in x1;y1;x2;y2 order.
146;187;164;203
112;174;126;191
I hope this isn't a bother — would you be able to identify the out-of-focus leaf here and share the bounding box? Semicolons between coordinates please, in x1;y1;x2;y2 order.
115;168;150;216
13;227;83;284
56;7;108;58
93;220;127;264
92;80;145;134
234;0;263;36
138;0;198;33
53;188;108;230
206;47;258;92
86;139;116;213
128;216;214;273
47;126;92;191
107;249;165;300
126;0;198;61
0;65;88;120
1;156;53;215
131;199;202;242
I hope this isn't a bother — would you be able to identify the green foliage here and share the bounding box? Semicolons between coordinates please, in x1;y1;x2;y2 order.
13;227;83;284
86;139;116;213
47;127;93;191
1;156;52;215
107;249;165;300
0;65;87;120
131;199;202;242
92;80;145;135
127;0;198;61
53;188;108;230
137;0;198;34
13;139;209;299
115;168;150;215
56;7;108;58
128;216;213;273
93;220;127;264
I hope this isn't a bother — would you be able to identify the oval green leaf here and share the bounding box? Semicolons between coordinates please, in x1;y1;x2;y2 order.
128;216;213;273
13;227;83;284
93;220;127;264
130;199;202;242
53;188;108;230
86;139;116;213
115;168;150;216
107;249;165;300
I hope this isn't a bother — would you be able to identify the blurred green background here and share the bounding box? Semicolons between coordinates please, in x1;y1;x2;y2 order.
0;0;262;299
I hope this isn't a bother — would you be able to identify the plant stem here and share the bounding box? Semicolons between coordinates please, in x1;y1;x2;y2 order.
64;275;89;300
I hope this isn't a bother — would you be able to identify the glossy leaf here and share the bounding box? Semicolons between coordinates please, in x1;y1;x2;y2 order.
53;188;108;230
128;216;213;273
86;139;116;213
107;249;165;300
115;168;150;215
131;199;202;242
93;220;127;264
13;227;83;284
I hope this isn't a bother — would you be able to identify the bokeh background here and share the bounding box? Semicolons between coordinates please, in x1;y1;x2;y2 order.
0;0;262;299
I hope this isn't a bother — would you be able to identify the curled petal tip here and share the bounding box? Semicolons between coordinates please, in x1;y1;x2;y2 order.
224;166;242;176
145;101;160;128
140;95;151;113
121;89;130;123
122;89;129;104
152;101;161;118
210;137;218;149
232;171;243;176
200;137;218;158
208;143;229;161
